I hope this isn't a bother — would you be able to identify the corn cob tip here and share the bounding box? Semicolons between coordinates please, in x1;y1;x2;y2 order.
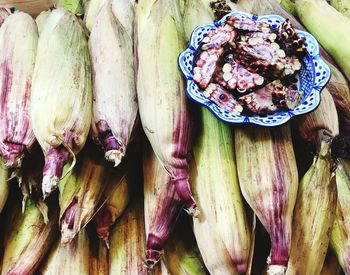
60;200;78;244
94;207;114;246
267;264;287;275
105;150;123;167
184;205;200;217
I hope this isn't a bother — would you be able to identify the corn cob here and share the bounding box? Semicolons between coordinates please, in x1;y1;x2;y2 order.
109;197;149;275
320;251;343;275
58;143;110;244
1;197;59;275
330;159;350;274
162;215;207;275
143;141;184;267
84;0;107;31
36;10;51;35
40;228;90;275
329;0;350;18
292;0;350;80
30;8;92;198
136;0;197;215
235;124;298;274
93;169;131;245
0;161;9;213
189;108;252;275
89;1;137;167
89;229;108;275
0;0;57;16
0;12;37;168
0;7;10;26
286;141;337;275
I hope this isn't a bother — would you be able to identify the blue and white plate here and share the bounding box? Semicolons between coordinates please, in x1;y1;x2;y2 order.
178;11;331;127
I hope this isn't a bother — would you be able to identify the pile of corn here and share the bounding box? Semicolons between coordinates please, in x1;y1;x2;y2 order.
0;0;349;274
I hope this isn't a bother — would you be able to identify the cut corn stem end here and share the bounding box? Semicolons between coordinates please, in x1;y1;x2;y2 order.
42;146;70;197
105;150;123;167
146;234;163;267
1;142;26;168
267;264;287;275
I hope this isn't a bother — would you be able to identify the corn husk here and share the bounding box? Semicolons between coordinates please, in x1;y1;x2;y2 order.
293;0;350;80
30;8;92;197
0;12;38;168
320;250;342;275
109;198;148;275
89;229;108;275
136;0;196;215
57;0;84;14
330;159;350;274
329;0;350;18
84;0;107;31
235;124;298;274
89;1;137;167
294;89;339;144
143;141;184;267
286;142;337;275
93;169;131;245
0;0;56;17
40;228;90;275
36;10;51;34
0;162;8;213
1;198;59;275
0;7;10;26
162;215;207;275
58;143;111;243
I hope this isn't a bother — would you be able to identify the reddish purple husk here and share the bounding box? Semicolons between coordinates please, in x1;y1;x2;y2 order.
93;205;114;244
60;198;78;243
42;145;70;198
95;120;123;153
146;187;184;268
0;142;26;168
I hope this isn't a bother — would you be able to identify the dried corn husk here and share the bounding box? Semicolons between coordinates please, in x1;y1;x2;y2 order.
0;0;57;17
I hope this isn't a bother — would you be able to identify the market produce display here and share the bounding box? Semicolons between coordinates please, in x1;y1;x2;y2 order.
0;0;349;275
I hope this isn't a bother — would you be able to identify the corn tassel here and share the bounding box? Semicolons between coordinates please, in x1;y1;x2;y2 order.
58;143;111;243
0;8;10;26
320;251;343;275
89;1;137;167
143;141;184;267
136;0;196;215
89;230;108;275
235;124;298;274
36;10;51;35
1;198;59;275
40;228;90;275
292;0;350;80
286;142;337;275
30;8;92;197
0;12;37;168
330;159;350;274
109;197;149;275
329;0;350;18
0;0;56;16
93;169;131;245
162;215;207;275
0;162;9;214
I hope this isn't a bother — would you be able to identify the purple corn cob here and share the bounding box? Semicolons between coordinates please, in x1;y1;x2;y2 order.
201;24;236;50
